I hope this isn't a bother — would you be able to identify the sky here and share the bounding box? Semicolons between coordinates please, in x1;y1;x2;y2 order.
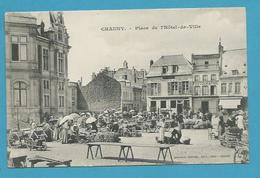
33;8;246;85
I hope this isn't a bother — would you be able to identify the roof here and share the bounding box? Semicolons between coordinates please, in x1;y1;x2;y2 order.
221;48;247;76
152;54;191;67
192;53;220;60
147;54;192;77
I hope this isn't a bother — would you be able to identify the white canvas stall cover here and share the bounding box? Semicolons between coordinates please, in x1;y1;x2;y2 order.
219;99;241;109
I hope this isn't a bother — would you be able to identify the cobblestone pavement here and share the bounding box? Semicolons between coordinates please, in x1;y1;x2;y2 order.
9;129;235;167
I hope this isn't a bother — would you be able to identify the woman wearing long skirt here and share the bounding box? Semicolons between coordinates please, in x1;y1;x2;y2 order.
158;118;166;143
61;122;69;144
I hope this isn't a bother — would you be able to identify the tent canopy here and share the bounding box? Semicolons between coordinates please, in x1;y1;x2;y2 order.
219;99;241;109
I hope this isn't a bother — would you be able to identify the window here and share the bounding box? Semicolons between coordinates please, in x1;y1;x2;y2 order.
150;101;156;112
123;75;128;80
235;82;241;94
194;86;200;96
211;74;217;81
221;83;227;94
210;85;216;96
168;82;178;95
162;66;168;74
20;36;27;43
44;95;50;107
58;29;63;41
59;81;64;91
228;83;232;93
172;65;179;73
11;36;27;61
11;36;18;43
184;100;190;109
13;81;27;107
170;100;176;108
59;96;64;107
43;49;49;71
150;83;161;96
58;52;64;73
232;70;239;75
194;75;200;82
205;61;209;65
43;80;49;89
12;44;19;61
202;86;209;96
202;75;208;82
160;101;166;108
182;81;189;94
20;44;27;60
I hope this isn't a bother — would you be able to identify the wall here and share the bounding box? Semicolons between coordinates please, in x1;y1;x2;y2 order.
82;74;121;112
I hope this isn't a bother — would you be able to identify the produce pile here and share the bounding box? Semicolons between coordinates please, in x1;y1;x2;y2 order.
78;131;120;143
93;132;121;142
184;119;211;129
220;127;242;148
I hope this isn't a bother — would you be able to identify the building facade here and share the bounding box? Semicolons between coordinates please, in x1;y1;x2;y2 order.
191;43;223;114
219;48;247;112
146;55;193;115
6;12;71;129
113;61;147;112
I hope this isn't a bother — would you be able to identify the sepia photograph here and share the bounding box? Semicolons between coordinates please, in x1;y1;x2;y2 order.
5;7;248;168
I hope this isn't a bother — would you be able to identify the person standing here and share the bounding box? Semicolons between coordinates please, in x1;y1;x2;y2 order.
236;110;244;131
158;118;166;143
218;116;225;139
61;121;69;144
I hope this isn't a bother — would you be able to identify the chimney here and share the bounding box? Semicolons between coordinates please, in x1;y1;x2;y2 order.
218;38;224;74
123;60;128;68
40;21;45;36
218;37;224;54
91;72;96;80
150;60;154;67
78;79;82;86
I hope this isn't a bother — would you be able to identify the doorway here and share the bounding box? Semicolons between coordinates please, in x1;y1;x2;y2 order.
201;101;209;114
177;104;183;114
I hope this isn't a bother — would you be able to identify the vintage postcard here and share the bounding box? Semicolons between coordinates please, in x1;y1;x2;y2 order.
6;7;248;168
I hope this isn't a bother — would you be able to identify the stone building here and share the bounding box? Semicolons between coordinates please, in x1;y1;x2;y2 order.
191;42;223;114
113;61;147;112
5;12;71;129
146;55;193;115
219;48;247;111
81;61;147;112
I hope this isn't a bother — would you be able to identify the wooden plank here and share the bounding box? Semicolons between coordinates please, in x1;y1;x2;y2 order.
87;142;174;148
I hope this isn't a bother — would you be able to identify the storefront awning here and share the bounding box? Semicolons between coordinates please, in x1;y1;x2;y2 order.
219;99;241;109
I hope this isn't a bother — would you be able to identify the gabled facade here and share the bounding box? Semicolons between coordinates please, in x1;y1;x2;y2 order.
146;55;193;115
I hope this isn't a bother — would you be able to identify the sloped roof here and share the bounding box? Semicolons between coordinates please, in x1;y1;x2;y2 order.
152;54;191;67
222;48;247;76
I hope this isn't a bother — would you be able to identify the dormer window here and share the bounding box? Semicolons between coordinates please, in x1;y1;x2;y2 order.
162;66;168;74
172;65;179;73
232;70;239;75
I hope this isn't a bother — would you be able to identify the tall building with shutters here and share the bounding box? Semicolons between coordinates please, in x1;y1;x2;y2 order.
146;55;193;116
5;12;71;129
191;42;223;114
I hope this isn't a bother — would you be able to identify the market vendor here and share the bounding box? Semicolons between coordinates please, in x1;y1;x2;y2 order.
112;122;119;132
91;121;98;133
